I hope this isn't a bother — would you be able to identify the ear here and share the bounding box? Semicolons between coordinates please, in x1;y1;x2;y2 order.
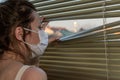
15;27;24;41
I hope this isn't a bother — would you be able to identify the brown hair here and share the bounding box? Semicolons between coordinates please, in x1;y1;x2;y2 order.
0;0;36;64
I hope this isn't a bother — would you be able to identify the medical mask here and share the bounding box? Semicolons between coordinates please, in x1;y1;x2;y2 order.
23;28;48;58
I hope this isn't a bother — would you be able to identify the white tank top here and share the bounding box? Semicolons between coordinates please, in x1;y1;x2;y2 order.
15;65;30;80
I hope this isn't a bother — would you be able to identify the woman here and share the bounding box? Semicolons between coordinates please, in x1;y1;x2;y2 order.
0;0;48;80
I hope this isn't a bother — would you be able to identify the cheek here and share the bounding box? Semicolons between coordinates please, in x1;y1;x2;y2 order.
32;33;40;44
25;33;40;44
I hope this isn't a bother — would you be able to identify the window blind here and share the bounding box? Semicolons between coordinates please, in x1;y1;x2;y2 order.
30;0;120;80
40;20;120;80
31;0;120;20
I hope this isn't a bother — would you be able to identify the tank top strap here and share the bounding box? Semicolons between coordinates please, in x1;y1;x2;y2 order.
15;65;31;80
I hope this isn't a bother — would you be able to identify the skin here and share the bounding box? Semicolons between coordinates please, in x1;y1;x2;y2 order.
25;11;40;45
0;11;47;80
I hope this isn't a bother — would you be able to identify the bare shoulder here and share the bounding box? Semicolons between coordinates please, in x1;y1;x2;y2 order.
22;66;47;80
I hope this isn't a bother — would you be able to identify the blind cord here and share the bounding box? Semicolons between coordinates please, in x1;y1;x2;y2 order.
102;0;109;80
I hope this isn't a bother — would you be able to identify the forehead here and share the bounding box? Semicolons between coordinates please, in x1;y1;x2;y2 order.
31;11;40;27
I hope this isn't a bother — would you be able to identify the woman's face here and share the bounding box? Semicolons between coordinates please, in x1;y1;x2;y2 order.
25;11;41;45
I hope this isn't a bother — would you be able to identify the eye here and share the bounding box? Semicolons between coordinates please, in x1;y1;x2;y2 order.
38;22;46;30
41;22;49;28
38;25;42;30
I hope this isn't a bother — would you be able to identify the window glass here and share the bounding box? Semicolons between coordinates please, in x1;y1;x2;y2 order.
45;17;120;38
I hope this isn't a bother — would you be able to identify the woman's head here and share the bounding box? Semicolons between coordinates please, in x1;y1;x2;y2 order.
0;0;40;64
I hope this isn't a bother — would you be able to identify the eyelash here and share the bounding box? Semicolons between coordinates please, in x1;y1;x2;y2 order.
38;25;42;30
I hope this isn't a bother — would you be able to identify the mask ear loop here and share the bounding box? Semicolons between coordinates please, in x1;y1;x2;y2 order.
23;28;38;33
22;28;39;58
21;36;39;59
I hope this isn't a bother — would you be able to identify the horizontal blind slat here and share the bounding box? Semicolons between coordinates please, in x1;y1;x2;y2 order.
35;0;99;10
38;1;120;16
33;0;70;7
45;11;120;20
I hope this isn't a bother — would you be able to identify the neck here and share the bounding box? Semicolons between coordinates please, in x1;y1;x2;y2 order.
1;51;24;63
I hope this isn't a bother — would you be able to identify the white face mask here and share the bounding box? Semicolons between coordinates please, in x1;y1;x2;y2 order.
23;28;48;58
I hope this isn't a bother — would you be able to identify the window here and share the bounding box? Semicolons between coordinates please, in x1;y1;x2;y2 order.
30;0;120;80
